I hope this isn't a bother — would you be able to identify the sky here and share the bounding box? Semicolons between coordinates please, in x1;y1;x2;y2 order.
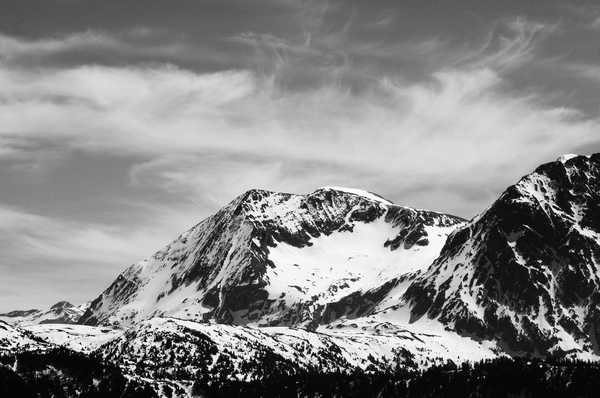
1;0;599;311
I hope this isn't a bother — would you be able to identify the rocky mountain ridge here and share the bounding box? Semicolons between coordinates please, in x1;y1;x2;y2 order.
79;187;463;329
3;153;600;397
0;301;88;326
404;153;600;357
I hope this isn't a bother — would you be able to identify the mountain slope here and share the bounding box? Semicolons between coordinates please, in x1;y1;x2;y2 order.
80;187;463;328
22;324;122;353
0;321;48;353
404;153;600;357
97;317;496;385
5;154;600;397
1;301;88;326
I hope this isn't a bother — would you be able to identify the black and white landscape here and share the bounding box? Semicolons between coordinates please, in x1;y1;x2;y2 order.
2;154;600;397
2;1;600;397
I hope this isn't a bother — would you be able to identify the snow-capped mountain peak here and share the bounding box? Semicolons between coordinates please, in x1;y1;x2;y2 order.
80;187;464;328
4;154;600;397
1;301;88;327
316;186;394;205
404;153;600;356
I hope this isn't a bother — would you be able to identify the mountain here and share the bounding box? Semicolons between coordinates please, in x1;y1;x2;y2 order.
2;154;600;396
0;320;48;353
21;324;122;353
78;154;600;362
96;316;495;389
1;301;88;326
80;187;463;328
404;153;600;357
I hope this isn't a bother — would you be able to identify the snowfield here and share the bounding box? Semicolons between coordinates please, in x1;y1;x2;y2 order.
0;320;48;352
23;324;122;353
99;316;498;382
266;217;455;309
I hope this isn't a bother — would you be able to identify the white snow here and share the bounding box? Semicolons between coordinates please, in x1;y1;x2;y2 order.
0;302;88;327
86;186;462;328
318;186;393;205
0;320;48;352
557;154;579;163
105;316;499;379
266;217;455;306
24;324;122;353
322;312;499;365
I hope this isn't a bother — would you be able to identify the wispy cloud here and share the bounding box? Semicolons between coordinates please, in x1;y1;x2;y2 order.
0;30;238;69
0;202;196;310
0;19;595;208
0;12;598;310
590;16;600;30
0;31;117;60
565;63;600;83
456;17;556;71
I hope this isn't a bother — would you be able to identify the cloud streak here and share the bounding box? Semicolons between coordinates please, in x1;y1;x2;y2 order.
0;19;595;191
0;9;598;310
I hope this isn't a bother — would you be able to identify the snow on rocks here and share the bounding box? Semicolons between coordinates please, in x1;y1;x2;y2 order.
317;186;393;205
0;301;88;326
99;316;498;384
0;320;48;353
80;187;464;329
403;153;600;359
23;324;122;353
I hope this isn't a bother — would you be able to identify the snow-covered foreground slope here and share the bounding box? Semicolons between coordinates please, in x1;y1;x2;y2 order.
0;320;48;352
98;316;497;384
23;324;122;353
81;187;463;328
0;321;120;354
0;301;88;326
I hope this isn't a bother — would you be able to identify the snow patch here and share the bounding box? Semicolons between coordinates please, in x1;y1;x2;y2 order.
266;217;454;305
318;186;393;205
24;324;122;353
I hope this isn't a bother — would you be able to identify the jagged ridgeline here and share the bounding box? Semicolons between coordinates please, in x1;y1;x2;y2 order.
405;153;600;355
79;186;463;328
1;154;600;397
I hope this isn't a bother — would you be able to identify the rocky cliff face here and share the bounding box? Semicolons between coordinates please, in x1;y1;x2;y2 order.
80;187;463;328
404;154;600;356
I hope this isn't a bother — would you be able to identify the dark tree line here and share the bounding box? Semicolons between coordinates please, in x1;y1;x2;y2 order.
193;357;600;398
0;348;157;398
3;348;600;397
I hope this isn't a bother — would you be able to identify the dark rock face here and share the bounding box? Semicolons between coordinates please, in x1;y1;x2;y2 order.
50;301;74;310
79;188;463;328
319;278;401;324
405;154;600;355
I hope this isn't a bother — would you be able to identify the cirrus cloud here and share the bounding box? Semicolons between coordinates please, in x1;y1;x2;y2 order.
0;9;599;310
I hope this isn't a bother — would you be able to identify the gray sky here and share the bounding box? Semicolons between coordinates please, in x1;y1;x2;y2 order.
1;0;599;311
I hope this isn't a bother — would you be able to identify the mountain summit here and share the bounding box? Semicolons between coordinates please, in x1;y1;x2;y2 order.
405;154;600;356
80;187;463;328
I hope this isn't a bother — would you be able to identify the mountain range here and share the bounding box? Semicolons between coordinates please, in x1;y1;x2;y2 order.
1;153;599;396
